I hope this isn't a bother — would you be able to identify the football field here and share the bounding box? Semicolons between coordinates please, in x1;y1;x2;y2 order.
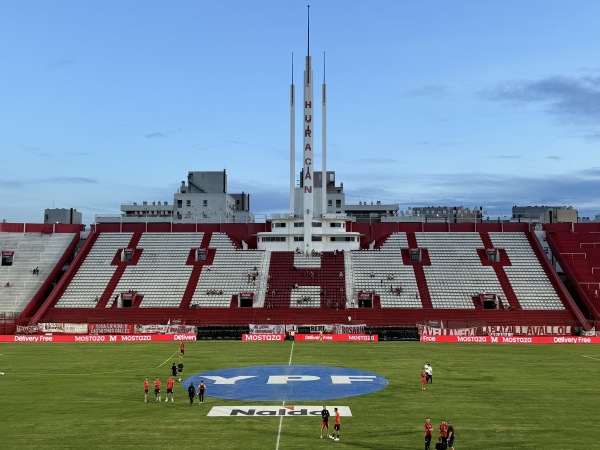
0;340;597;449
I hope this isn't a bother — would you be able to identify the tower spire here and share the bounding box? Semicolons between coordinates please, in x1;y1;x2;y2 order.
307;4;310;57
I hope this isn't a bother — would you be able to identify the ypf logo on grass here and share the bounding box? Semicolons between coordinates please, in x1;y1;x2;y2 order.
183;365;387;401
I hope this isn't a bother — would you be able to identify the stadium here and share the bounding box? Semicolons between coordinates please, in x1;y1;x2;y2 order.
2;4;600;450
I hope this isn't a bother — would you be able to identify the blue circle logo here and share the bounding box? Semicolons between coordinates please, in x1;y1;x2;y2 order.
183;365;387;401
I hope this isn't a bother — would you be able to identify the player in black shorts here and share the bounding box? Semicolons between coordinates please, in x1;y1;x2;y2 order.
177;361;184;381
171;362;177;378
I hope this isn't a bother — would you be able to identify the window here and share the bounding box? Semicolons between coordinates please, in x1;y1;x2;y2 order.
336;200;341;207
203;200;208;207
328;200;333;206
311;236;322;241
274;222;287;228
312;222;322;227
330;236;354;242
186;200;191;207
294;222;304;227
262;236;286;242
330;222;342;228
294;236;304;242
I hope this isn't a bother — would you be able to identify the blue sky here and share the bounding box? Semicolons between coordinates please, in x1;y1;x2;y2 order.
2;0;599;224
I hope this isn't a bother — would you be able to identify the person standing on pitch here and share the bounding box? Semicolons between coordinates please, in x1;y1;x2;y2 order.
329;407;341;441
171;362;177;379
424;362;433;384
446;420;455;450
177;361;184;381
187;382;195;405
439;420;448;447
179;341;185;358
197;380;206;403
320;405;330;438
166;376;175;402
424;417;433;450
143;377;149;403
154;377;161;402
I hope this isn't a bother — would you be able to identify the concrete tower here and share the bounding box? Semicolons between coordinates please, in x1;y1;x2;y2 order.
302;5;314;250
290;53;295;215
321;52;327;218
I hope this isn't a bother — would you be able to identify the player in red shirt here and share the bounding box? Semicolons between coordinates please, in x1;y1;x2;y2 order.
143;377;149;403
154;377;161;402
439;420;448;446
421;370;427;391
328;407;341;441
166;376;175;402
424;417;433;450
179;342;185;358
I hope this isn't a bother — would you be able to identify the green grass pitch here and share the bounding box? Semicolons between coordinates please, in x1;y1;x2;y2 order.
0;341;597;449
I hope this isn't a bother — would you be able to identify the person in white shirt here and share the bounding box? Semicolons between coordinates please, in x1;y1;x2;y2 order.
424;362;433;384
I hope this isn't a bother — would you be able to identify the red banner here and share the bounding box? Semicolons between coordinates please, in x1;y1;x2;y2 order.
242;334;286;341
0;334;196;343
294;334;378;342
420;335;600;344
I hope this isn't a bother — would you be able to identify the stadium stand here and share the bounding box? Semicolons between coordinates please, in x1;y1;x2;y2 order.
56;233;134;308
191;232;264;308
417;232;502;309
1;222;588;330
114;232;204;308
489;232;564;310
545;223;600;323
0;231;77;313
351;233;420;308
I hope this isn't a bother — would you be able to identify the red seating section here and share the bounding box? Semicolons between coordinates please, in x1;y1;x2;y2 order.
265;252;346;309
